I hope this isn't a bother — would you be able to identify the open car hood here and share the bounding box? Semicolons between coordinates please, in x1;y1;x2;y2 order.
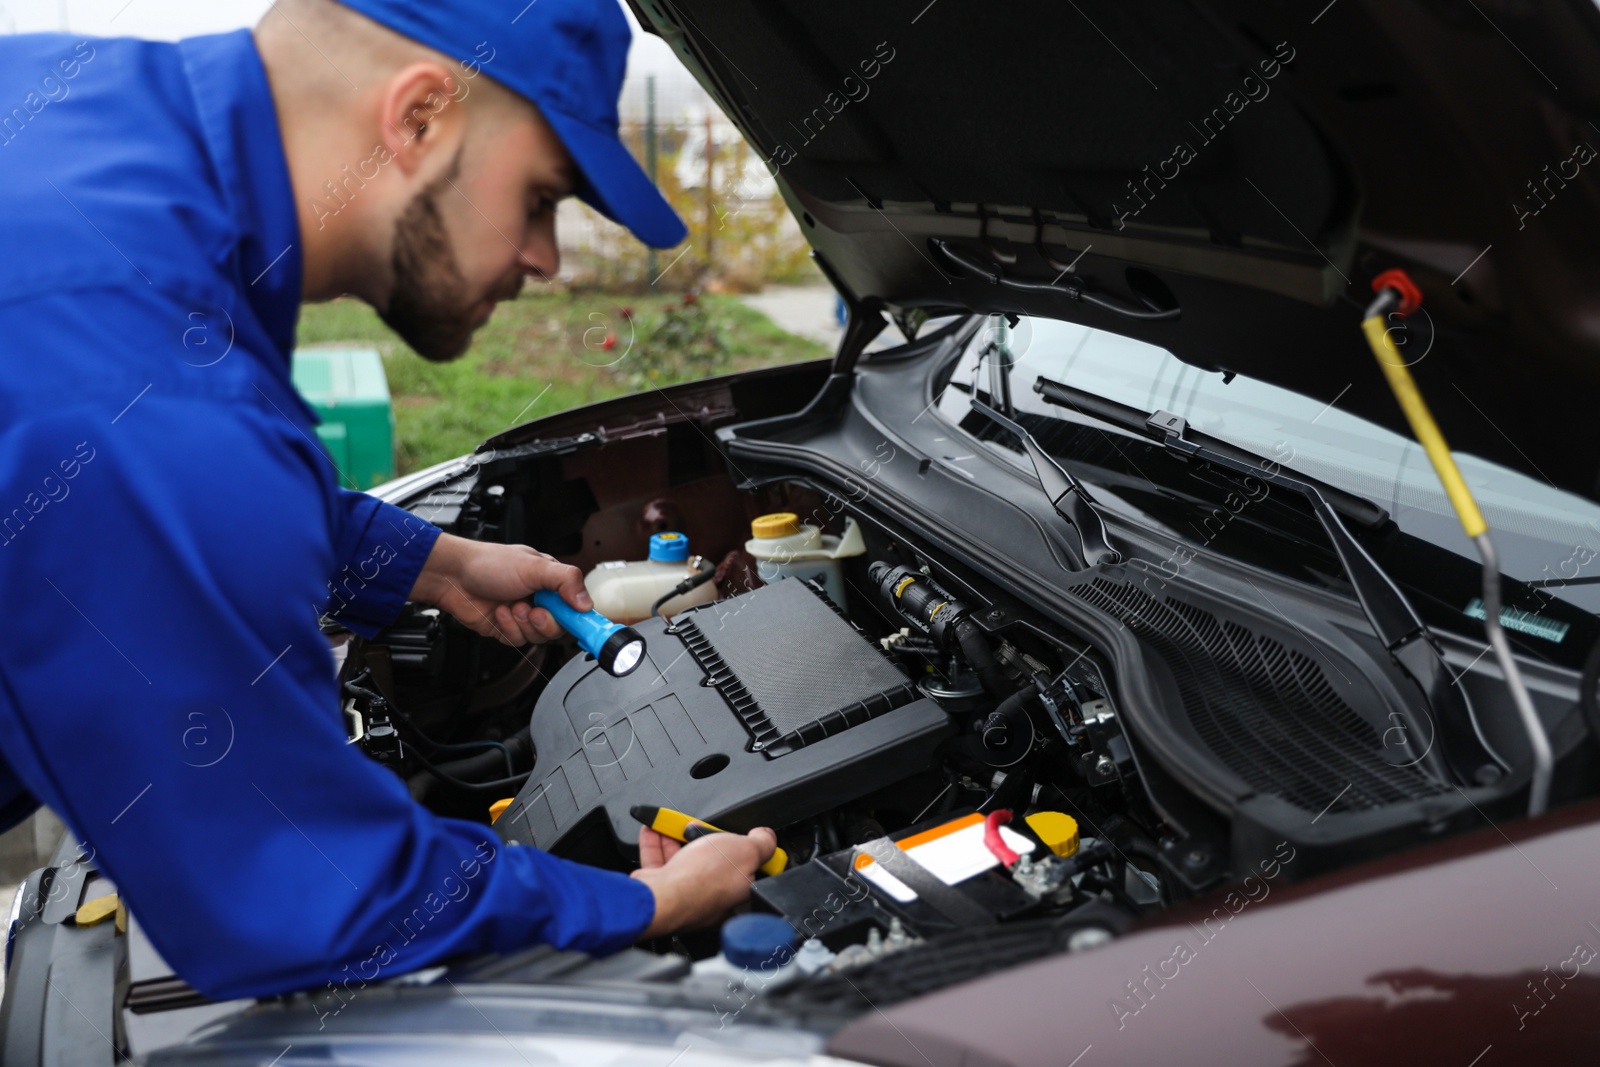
631;0;1600;501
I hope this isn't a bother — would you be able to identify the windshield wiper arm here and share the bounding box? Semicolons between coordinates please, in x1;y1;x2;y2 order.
1034;375;1389;530
1034;373;1505;787
969;397;1122;569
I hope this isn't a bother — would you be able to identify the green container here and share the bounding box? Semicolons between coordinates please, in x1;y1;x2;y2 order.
290;347;395;490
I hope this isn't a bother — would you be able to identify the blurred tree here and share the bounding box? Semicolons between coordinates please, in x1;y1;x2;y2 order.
559;112;815;293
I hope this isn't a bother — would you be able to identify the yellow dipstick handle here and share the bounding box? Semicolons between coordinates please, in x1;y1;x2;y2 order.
630;804;788;876
1361;314;1488;539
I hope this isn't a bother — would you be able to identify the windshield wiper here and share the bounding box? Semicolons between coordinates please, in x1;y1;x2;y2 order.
1034;376;1388;530
968;397;1122;569
1034;374;1508;789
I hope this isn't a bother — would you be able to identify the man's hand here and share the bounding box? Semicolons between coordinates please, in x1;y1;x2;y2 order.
409;533;590;646
630;825;777;938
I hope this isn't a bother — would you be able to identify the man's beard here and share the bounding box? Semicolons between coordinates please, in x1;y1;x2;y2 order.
379;162;520;363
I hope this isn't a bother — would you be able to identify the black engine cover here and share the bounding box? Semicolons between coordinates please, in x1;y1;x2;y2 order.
495;580;954;867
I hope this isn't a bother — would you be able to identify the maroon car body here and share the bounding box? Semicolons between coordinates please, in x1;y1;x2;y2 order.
833;799;1600;1065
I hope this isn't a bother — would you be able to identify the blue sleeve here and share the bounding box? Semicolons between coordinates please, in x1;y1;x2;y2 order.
0;388;654;1000
324;488;442;637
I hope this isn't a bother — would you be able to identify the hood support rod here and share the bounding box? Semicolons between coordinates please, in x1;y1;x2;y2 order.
1363;275;1552;818
812;252;888;376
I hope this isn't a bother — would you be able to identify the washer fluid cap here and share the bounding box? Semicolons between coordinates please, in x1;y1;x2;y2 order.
648;532;690;562
721;913;798;969
1024;810;1080;857
751;512;800;539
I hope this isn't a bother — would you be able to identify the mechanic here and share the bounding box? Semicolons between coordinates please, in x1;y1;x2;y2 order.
0;0;774;999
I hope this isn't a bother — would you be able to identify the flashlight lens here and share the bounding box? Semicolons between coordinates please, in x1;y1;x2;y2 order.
612;640;644;677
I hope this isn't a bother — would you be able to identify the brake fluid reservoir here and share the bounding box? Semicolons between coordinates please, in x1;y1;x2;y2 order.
584;532;718;624
744;513;865;608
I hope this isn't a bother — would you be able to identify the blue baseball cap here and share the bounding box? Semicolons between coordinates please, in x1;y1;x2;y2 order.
338;0;687;249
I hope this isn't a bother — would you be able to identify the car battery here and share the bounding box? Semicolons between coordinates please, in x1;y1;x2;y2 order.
752;811;1042;947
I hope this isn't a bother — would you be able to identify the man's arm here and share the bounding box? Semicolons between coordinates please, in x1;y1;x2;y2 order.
408;531;593;646
0;396;764;999
326;489;595;648
322;488;440;637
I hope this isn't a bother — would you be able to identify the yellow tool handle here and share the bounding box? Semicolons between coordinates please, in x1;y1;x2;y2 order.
637;805;788;876
1361;314;1488;539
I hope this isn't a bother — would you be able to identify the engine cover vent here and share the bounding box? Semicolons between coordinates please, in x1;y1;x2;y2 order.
1070;578;1451;815
672;578;918;756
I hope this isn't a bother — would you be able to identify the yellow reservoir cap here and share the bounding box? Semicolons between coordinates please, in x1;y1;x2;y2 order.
489;798;515;824
1025;811;1080;857
751;512;800;539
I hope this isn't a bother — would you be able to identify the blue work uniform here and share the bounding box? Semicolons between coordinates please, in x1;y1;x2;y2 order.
0;30;653;999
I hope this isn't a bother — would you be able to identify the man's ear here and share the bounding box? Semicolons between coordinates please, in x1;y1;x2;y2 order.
379;61;467;177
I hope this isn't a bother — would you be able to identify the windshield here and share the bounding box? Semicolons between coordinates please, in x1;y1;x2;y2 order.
939;315;1600;626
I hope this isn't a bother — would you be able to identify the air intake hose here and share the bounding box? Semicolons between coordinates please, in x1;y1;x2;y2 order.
869;562;1010;695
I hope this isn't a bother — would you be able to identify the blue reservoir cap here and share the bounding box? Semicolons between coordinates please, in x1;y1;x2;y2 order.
721;913;798;971
648;532;690;562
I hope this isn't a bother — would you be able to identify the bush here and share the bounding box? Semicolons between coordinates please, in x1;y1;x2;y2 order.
619;292;730;389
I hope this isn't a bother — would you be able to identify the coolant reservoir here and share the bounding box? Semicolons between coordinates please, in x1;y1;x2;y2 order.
584;532;718;624
744;512;865;608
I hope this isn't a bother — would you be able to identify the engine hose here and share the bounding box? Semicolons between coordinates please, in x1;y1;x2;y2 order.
955;617;1010;697
1062;838;1116;879
402;709;515;778
1122;836;1163;868
343;675;386;706
982;682;1039;752
869;563;1012;695
408;727;533;802
428;738;514;778
651;556;717;619
410;756;531;794
435;726;532;778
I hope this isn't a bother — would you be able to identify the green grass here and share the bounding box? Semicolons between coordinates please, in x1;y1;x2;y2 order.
295;290;830;475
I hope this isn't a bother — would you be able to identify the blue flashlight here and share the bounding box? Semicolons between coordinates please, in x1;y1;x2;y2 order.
531;590;647;677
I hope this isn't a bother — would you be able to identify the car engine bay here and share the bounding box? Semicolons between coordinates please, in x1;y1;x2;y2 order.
340;492;1166;999
331;335;1590;1012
